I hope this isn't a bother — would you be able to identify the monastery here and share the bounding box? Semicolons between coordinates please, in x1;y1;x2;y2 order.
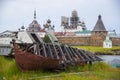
0;10;120;56
56;10;120;46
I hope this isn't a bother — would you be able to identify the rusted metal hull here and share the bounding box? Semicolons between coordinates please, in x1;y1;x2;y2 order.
13;40;102;71
13;42;62;71
15;51;60;71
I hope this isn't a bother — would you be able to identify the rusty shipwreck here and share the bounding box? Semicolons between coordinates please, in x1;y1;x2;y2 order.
13;31;102;71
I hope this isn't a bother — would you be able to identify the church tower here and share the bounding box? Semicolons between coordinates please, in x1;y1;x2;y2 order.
91;15;107;46
28;10;41;32
70;10;79;27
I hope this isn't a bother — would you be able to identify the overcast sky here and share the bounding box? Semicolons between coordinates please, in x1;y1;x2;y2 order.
0;0;120;33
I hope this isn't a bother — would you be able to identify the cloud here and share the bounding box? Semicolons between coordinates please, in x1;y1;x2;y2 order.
0;0;120;33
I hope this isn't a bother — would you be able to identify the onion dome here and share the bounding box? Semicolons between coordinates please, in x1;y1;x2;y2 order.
72;9;78;17
81;21;86;27
47;19;51;24
21;25;25;29
78;21;81;23
43;23;49;28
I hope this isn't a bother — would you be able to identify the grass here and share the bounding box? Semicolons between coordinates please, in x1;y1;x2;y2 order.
0;56;120;80
72;46;120;55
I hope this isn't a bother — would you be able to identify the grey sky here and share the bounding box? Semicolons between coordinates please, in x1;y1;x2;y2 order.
0;0;120;33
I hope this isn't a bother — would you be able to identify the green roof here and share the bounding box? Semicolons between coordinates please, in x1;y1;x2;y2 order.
104;35;112;42
104;40;112;42
75;30;91;34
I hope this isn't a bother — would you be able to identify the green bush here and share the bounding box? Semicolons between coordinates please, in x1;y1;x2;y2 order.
43;35;52;43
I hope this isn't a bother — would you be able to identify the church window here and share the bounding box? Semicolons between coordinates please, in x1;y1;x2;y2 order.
106;43;108;45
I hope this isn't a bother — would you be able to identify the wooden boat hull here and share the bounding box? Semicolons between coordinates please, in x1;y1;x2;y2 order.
13;41;61;71
15;51;60;71
13;39;102;71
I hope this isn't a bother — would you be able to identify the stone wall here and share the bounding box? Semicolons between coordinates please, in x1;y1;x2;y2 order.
90;31;107;46
111;37;120;46
57;36;91;46
57;36;120;46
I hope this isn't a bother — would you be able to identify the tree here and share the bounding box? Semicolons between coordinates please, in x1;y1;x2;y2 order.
43;35;52;43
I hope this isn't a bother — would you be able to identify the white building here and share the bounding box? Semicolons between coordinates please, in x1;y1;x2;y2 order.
0;30;15;56
108;30;117;37
103;35;112;48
